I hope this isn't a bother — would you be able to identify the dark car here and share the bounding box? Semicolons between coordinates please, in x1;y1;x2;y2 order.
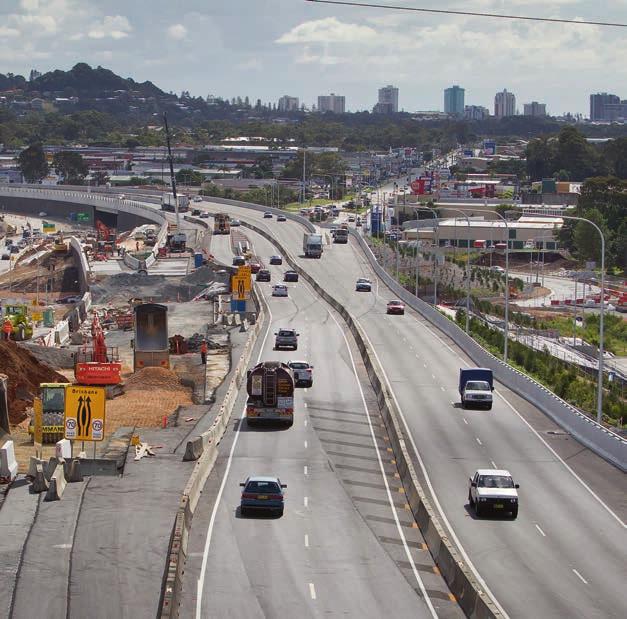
233;256;246;266
256;269;271;282
386;300;405;315
230;219;241;226
250;262;261;274
269;255;283;265
192;208;201;216
277;215;287;222
240;475;287;516
284;270;299;282
355;278;372;292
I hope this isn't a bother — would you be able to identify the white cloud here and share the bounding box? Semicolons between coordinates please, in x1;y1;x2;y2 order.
20;0;40;10
88;15;132;40
276;17;376;44
0;26;20;38
167;24;188;40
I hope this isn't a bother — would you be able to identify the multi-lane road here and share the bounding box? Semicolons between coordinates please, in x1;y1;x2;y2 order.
182;200;627;619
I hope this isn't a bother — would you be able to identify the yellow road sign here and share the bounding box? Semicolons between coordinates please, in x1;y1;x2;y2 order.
237;265;251;281
64;385;106;441
231;275;249;301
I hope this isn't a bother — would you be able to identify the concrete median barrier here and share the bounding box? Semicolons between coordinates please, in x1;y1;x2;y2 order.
0;439;18;483
65;458;84;482
44;464;67;501
31;463;49;493
238;218;502;618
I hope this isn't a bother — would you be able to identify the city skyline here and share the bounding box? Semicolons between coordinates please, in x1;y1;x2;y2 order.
0;1;625;115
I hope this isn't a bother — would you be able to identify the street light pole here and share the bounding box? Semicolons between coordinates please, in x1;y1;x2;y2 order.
412;206;439;306
534;213;606;424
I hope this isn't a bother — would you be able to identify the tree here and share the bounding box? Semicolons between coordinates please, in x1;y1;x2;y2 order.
93;170;110;186
572;208;609;264
17;143;49;182
52;150;88;184
175;168;204;186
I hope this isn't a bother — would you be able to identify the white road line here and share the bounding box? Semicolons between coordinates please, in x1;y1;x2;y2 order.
357;321;510;619
572;569;588;585
304;418;308;427
490;460;497;469
304;440;308;449
327;310;438;618
195;291;274;619
431;374;436;380
303;402;308;408
440;386;445;392
309;582;317;600
304;465;308;476
476;437;483;446
535;524;546;537
304;496;308;508
305;534;309;548
463;418;468;425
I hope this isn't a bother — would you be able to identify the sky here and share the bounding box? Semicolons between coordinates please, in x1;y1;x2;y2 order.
1;0;626;116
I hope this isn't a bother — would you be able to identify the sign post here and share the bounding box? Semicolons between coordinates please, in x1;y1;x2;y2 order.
64;386;106;457
33;397;43;459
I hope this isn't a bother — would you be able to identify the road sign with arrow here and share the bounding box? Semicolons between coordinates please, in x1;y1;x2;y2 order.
64;386;106;441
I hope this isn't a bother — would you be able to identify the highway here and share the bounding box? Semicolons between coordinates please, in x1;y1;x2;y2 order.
192;200;627;619
179;225;463;618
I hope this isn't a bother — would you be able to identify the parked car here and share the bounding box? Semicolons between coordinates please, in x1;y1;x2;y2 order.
468;469;519;519
274;328;299;350
240;475;287;517
288;360;313;387
256;269;271;282
272;284;288;297
386;300;405;315
355;278;372;292
284;270;299;282
263;212;273;219
269;255;283;265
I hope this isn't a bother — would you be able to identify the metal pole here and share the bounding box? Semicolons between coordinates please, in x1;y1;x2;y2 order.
412;206;439;306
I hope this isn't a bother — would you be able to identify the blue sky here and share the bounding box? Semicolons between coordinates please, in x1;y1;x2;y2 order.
1;0;625;115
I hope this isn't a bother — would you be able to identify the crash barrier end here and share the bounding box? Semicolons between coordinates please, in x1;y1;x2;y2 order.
44;465;67;501
0;439;19;483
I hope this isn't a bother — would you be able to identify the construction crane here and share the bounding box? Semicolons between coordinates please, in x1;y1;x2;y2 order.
164;113;182;230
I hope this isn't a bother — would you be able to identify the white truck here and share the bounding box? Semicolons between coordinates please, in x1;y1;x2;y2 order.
303;233;323;258
468;469;519;519
161;193;190;213
459;368;493;410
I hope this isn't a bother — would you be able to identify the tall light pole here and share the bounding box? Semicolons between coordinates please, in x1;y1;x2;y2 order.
534;213;606;424
412;206;439;306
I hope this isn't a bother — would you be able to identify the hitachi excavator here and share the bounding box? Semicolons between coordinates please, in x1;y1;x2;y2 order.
74;313;122;385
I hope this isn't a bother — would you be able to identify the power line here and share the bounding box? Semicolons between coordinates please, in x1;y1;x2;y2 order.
305;0;627;28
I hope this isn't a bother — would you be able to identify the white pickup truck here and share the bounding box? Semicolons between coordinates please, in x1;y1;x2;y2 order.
468;469;519;519
459;368;493;410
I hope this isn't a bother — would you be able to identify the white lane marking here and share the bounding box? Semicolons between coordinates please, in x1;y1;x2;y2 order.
535;524;546;537
305;534;309;548
490;460;497;469
423;363;427;368
304;465;308;476
462;418;468;425
304;496;309;508
440;386;445;392
357;322;510;619
572;569;588;585
327;310;438;618
196;291;274;619
304;418;308;427
303;402;308;408
415;354;420;359
304;440;308;449
476;437;482;446
309;582;317;600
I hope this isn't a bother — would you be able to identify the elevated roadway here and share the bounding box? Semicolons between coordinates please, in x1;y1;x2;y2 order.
192;199;627;619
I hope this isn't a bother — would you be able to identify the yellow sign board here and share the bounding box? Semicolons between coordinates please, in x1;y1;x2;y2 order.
237;265;251;280
32;312;43;321
64;385;106;441
231;275;249;301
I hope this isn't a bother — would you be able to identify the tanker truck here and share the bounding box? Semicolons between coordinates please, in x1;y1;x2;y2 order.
246;361;295;427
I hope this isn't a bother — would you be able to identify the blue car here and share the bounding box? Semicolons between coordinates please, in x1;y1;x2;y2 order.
355;278;372;292
240;475;287;517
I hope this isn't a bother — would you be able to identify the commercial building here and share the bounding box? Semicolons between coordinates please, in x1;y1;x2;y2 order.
277;95;299;112
317;93;345;114
464;105;489;121
602;101;627;121
523;102;547;117
444;85;465;116
374;85;398;114
589;92;620;121
494;89;516;118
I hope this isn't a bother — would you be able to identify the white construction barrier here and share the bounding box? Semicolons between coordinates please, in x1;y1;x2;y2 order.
55;439;72;460
0;439;18;483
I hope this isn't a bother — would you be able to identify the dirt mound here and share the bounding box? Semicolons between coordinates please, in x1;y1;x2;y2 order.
0;341;67;425
124;366;188;391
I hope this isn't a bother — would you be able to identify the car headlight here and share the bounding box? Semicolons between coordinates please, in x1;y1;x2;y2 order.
479;497;487;502
510;498;518;503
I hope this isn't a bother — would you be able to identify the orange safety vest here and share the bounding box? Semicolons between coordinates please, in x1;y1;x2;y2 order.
200;342;208;354
3;320;12;334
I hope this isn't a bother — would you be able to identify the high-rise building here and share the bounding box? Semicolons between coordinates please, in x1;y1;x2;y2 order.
444;85;465;116
590;92;620;121
494;89;516;118
374;85;398;114
602;100;627;121
277;95;299;112
523;101;547;117
464;105;489;121
317;93;345;114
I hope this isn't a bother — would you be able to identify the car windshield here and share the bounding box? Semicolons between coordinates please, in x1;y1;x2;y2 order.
478;475;514;489
290;362;308;369
245;481;281;493
278;330;294;337
466;381;490;390
389;301;402;306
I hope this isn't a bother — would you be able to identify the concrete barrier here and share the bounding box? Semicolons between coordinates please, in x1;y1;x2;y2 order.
31;463;49;493
238;218;502;618
44;464;67;501
65;458;83;482
0;374;9;435
159;286;267;617
0;439;18;483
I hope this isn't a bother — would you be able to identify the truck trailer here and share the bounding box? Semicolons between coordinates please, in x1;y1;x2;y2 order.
133;303;170;371
303;233;323;258
161;193;190;213
246;361;295;426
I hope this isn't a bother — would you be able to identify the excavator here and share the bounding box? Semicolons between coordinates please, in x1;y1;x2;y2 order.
74;312;122;385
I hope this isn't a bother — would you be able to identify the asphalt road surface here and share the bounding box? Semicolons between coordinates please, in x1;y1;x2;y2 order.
191;199;627;619
178;228;464;618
